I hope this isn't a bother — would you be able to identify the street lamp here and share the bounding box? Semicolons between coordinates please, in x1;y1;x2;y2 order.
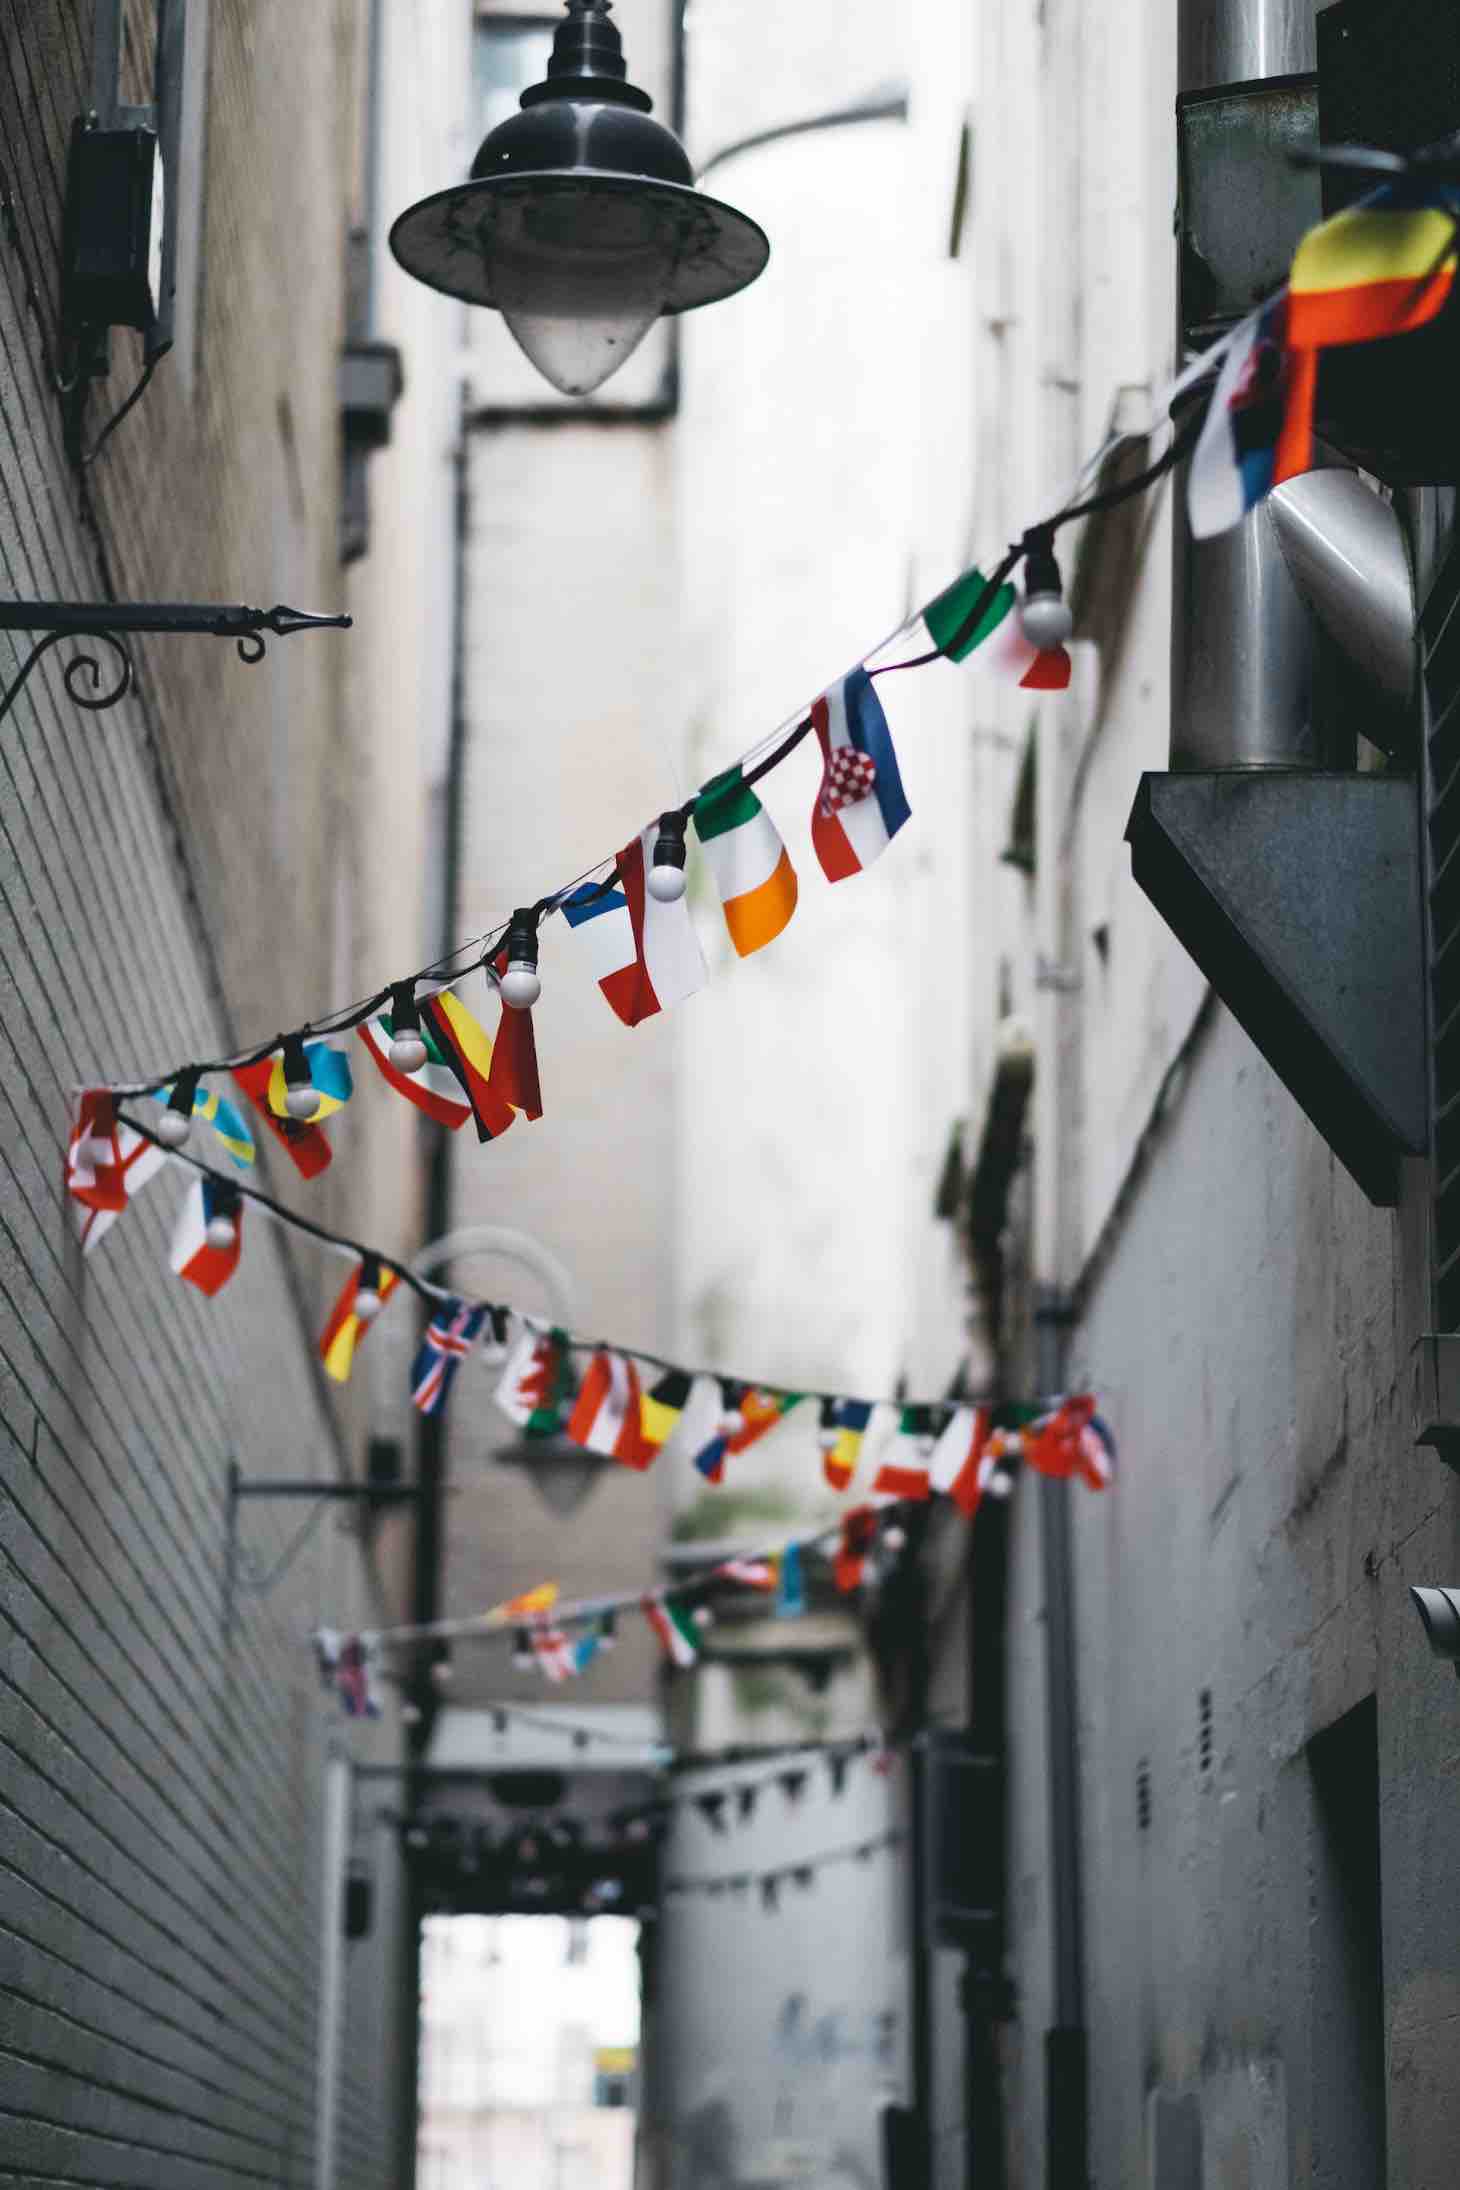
389;0;769;399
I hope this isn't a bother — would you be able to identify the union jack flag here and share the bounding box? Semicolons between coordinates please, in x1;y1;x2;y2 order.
411;1299;488;1415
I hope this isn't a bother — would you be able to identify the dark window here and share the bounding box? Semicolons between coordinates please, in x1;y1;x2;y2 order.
1307;1697;1386;2190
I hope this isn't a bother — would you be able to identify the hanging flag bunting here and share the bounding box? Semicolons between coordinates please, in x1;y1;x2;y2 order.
484;958;544;1121
643;1593;700;1669
417;989;517;1143
67;1097;167;1253
233;1057;336;1179
359;1008;473;1130
1187;291;1315;539
978;601;1073;691
693;1378;747;1485
561;825;707;1026
818;1397;873;1493
319;1257;399;1383
930;1402;996;1518
65;1090;128;1212
1287;180;1460;351
567;1350;658;1471
1024;1394;1115;1490
498;1581;560;1620
531;1626;579;1682
737;1784;759;1822
776;1542;806;1620
412;1298;488;1415
169;1177;243;1296
720;1557;777;1590
809;665;910;883
692;765;798;957
874;564;1018;667
872;1405;943;1501
833;1507;878;1595
495;1324;576;1437
154;1079;257;1168
572;1630;602;1676
638;1368;694;1461
261;1040;353;1122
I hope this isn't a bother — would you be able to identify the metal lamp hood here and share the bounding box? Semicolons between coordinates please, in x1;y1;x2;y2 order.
388;0;770;398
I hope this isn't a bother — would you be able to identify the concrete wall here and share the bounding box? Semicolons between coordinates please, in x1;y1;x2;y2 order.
0;4;462;2181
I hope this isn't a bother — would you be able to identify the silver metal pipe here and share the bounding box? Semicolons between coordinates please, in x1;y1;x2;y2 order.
1172;0;1318;771
1267;471;1417;717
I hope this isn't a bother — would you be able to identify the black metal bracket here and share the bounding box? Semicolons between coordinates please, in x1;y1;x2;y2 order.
228;1459;422;1508
0;600;352;730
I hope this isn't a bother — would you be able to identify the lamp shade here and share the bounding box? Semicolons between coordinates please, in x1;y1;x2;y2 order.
389;0;768;397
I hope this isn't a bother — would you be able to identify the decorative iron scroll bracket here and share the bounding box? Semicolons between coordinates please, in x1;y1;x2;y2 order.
0;599;352;728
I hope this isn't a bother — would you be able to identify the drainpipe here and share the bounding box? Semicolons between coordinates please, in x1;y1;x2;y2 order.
1035;1291;1085;2190
1171;0;1318;772
315;1747;353;2190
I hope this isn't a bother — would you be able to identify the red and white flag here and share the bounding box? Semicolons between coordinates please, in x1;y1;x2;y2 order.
566;1349;657;1471
930;1404;995;1518
168;1178;243;1296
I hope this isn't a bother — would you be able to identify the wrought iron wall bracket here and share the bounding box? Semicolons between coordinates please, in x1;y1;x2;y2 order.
0;600;352;729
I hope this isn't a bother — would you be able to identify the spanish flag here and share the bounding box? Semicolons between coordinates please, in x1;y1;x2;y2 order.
1288;182;1459;351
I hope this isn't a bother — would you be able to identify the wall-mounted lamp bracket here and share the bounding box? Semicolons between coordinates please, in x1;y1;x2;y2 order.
0;600;352;730
228;1461;422;1511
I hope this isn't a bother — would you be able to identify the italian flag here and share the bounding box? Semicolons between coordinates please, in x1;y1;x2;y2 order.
359;1009;472;1130
872;564;1070;688
872;1404;939;1501
692;766;798;958
642;1594;699;1669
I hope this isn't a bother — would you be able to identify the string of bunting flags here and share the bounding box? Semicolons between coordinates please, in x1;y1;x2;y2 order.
664;1829;905;1909
61;176;1455;1211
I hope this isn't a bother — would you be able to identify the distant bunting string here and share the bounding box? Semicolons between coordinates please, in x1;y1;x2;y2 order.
665;1829;905;1905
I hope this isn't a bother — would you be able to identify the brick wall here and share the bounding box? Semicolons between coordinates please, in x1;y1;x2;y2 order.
0;6;415;2184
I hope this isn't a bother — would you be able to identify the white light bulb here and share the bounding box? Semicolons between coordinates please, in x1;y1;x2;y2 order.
818;1430;840;1454
647;861;687;904
1021;591;1074;650
882;1525;908;1551
285;1084;321;1121
205;1216;238;1252
401;1703;423;1728
719;1410;745;1439
478;1340;509;1370
155;1108;192;1149
355;1287;383;1325
500;962;542;1011
989;1469;1015;1500
692;1605;714;1629
389;1032;428;1073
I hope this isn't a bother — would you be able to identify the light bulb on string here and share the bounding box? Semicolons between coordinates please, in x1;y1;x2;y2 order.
598;1609;617;1650
355;1254;386;1324
387;980;428;1074
500;908;541;1011
513;1628;535;1670
281;1032;321;1120
479;1309;512;1370
1020;529;1073;650
718;1378;746;1440
156;1067;200;1149
648;809;689;902
817;1396;840;1454
204;1184;241;1253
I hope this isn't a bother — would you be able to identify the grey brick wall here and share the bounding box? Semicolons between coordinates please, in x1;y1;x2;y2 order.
0;7;412;2185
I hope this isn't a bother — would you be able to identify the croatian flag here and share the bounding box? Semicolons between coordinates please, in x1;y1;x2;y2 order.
412;1299;487;1416
169;1178;244;1296
809;666;910;883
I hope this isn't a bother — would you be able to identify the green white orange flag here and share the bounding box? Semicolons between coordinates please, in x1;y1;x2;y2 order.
692;765;798;957
870;565;1071;689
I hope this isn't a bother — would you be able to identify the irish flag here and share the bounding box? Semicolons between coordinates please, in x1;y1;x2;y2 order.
692;766;798;957
169;1178;243;1296
561;827;706;1025
809;666;910;883
319;1259;399;1383
642;1594;699;1669
930;1403;994;1518
567;1350;658;1470
1288;181;1459;351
